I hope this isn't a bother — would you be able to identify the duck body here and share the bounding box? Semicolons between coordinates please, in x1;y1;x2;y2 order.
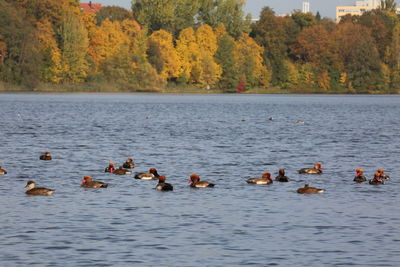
0;167;7;175
275;169;290;182
246;178;272;185
155;176;173;191
189;174;215;188
377;169;390;180
297;184;325;194
81;176;108;188
135;168;159;180
122;158;135;169
113;166;132;175
369;179;385;185
354;175;367;183
25;181;54;196
39;152;52;160
298;163;323;174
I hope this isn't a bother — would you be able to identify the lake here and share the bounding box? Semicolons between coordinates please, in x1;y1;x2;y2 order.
0;93;399;266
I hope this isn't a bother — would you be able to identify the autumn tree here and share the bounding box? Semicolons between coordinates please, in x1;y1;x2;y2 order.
291;10;317;30
380;0;397;12
334;23;383;92
148;29;181;81
175;27;200;83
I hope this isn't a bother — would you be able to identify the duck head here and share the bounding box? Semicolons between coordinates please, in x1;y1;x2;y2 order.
25;181;36;190
189;174;200;183
262;172;271;179
109;162;114;167
81;176;93;184
127;158;134;163
158;176;166;183
314;163;323;170
377;168;384;174
149;168;159;176
278;169;285;175
355;168;363;176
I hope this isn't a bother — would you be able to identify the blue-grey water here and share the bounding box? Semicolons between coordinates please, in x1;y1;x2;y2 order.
0;94;399;266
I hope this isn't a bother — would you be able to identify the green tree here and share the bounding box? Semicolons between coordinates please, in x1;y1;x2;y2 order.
96;6;132;25
59;10;89;83
291;10;317;30
215;34;238;91
132;0;176;33
251;7;289;86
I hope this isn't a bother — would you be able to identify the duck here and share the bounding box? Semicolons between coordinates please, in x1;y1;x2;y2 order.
296;120;304;124
246;172;273;185
122;158;135;169
369;173;385;185
113;166;132;175
135;168;159;180
353;168;367;183
189;174;215;188
25;181;55;196
377;168;390;180
275;169;290;182
298;163;323;174
297;184;325;194
81;176;108;188
0;165;7;175
39;152;52;160
104;162;115;173
155;176;173;191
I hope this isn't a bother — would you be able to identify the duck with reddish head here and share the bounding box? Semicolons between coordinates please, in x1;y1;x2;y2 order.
275;169;290;182
297;184;325;194
155;176;173;191
81;176;108;188
123;158;135;169
246;172;273;185
25;181;55;196
298;163;323;174
369;173;385;185
135;168;160;180
377;168;390;180
189;174;215;188
353;168;367;183
104;162;115;173
40;152;52;160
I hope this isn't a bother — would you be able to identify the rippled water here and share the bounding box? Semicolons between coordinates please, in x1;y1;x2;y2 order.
0;93;399;266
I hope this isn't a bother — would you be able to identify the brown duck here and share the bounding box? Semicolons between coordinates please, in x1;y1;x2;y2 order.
297;184;325;194
81;176;108;188
25;181;55;196
189;174;215;188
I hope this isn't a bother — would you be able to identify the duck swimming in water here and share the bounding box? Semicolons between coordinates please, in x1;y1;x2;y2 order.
39;152;52;160
135;168;159;180
81;176;108;188
189;174;215;188
0;165;7;175
104;162;115;173
155;176;173;191
25;181;55;196
113;166;132;175
377;168;390;180
297;184;325;194
369;173;385;185
275;169;290;182
122;158;135;169
353;168;367;183
246;172;273;185
298;163;323;174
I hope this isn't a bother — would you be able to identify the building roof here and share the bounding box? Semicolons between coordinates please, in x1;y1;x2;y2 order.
80;2;102;14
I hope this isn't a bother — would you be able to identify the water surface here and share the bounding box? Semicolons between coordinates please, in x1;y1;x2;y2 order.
0;94;399;266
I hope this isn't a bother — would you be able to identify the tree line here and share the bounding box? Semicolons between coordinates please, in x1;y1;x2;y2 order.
0;0;399;93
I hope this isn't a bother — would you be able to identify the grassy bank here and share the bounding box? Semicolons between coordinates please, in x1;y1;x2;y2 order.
0;81;398;94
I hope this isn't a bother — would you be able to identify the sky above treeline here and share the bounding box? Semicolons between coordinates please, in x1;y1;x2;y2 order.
81;0;400;20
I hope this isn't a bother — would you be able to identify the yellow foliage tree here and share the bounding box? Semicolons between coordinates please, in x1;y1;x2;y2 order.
214;24;227;41
176;27;200;83
317;70;331;91
148;29;181;80
235;33;268;87
35;19;63;83
88;19;128;72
